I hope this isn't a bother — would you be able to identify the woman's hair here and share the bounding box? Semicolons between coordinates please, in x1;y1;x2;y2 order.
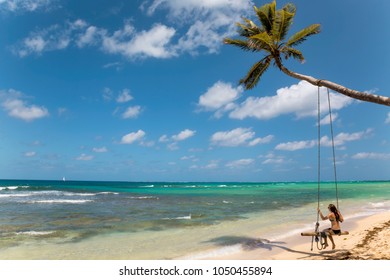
328;204;340;222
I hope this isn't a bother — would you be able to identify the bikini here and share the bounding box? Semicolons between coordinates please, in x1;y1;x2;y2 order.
329;217;341;234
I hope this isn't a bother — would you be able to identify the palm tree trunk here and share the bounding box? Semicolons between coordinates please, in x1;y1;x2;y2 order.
276;63;390;106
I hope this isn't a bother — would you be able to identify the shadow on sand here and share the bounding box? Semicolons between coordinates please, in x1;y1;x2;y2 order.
204;235;349;259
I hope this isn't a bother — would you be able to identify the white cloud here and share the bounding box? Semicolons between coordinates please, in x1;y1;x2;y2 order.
275;130;371;151
24;151;36;157
145;0;252;55
76;26;99;48
15;20;176;59
275;140;316;151
321;130;372;147
1;90;49;122
121;130;146;144
0;0;54;12
171;129;196;141
101;23;176;59
13;0;251;59
352;152;390;160
260;153;287;165
210;127;272;147
15;22;74;57
122;106;142;119
230;81;353;120
319;113;338;126
145;0;251;16
76;153;94;161
116;89;133;103
159;135;169;143
93;147;108;153
204;160;219;169
249;135;274;146
198;81;242;118
386;113;390;124
226;158;254;168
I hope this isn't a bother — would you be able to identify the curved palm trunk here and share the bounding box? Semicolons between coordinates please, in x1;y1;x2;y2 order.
277;63;390;106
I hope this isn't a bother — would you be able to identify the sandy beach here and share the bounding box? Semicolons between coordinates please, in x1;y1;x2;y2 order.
206;211;390;260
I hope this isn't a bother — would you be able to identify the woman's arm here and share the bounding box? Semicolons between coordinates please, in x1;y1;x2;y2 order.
317;208;328;220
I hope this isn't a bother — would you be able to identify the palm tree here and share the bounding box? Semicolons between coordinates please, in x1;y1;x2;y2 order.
224;0;390;106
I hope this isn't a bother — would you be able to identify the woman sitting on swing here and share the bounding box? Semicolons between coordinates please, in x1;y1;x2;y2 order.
317;204;344;249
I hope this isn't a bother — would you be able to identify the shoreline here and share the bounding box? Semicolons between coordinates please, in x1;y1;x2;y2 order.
0;211;389;260
202;210;390;260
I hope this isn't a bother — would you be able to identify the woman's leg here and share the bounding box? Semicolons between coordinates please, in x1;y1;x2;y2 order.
321;231;329;248
328;232;336;249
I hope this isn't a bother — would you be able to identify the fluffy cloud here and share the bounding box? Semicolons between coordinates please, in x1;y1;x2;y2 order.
275;140;316;151
144;0;252;55
13;0;252;59
158;129;196;150
260;153;288;165
198;81;242;118
352;152;390;160
171;129;196;141
0;0;54;12
76;153;94;161
92;147;108;153
210;127;273;147
116;89;133;103
122;106;142;119
24;151;37;157
101;23;177;59
1;90;49;121
386;113;390;124
14;22;76;57
121;130;146;144
275;130;372;151
226;158;254;168
14;20;177;59
145;0;251;16
230;81;353;120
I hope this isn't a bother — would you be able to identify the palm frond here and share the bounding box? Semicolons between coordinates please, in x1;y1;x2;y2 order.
281;47;305;62
236;18;263;38
254;1;276;33
240;56;272;89
286;24;321;47
272;4;296;42
249;32;274;52
224;38;261;52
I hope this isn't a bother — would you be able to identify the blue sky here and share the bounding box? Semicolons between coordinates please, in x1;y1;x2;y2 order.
0;0;389;182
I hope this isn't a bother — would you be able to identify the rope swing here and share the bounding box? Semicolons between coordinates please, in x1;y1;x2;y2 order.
302;85;348;251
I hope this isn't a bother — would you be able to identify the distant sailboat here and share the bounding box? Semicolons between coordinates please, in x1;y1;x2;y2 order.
62;177;66;182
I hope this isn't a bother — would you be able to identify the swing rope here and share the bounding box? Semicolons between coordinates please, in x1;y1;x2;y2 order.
311;86;340;251
327;88;340;210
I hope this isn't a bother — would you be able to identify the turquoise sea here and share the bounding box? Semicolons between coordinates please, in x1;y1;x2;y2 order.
1;180;390;259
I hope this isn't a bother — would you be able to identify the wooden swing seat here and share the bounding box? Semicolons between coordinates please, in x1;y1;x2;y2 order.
301;231;349;237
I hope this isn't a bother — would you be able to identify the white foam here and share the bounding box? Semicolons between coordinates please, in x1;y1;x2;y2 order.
163;214;191;220
369;202;385;208
63;192;96;197
16;231;55;236
0;193;31;198
97;192;119;195
30;199;92;204
129;196;159;200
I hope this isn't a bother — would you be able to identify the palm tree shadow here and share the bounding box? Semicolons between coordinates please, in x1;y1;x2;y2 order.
205;235;325;259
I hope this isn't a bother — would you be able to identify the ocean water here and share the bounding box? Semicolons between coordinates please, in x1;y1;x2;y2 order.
0;180;390;259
